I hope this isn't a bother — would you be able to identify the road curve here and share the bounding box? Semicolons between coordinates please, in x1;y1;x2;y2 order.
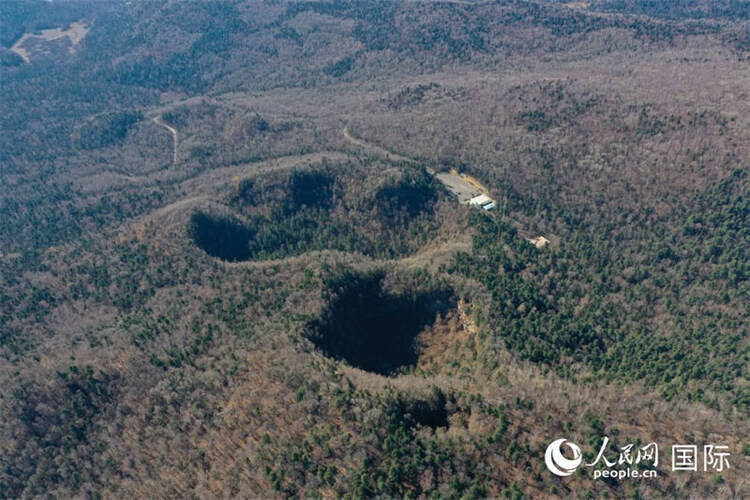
153;115;178;165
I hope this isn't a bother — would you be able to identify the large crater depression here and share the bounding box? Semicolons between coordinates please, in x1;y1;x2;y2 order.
305;269;456;376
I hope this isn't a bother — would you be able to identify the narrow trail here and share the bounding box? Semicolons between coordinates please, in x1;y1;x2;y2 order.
153;115;178;165
342;127;421;167
9;38;30;63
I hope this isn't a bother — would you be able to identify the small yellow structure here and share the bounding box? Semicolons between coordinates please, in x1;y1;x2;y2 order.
528;236;550;249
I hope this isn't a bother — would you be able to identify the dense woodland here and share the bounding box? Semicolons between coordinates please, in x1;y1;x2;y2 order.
0;0;748;498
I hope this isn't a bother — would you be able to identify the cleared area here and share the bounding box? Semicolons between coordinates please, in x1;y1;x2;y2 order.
342;127;498;211
437;172;496;211
10;21;89;63
436;172;483;204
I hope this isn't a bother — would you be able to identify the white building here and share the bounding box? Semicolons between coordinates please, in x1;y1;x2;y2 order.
468;194;495;210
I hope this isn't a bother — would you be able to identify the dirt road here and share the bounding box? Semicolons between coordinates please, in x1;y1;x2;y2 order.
342;127;417;165
153;115;178;165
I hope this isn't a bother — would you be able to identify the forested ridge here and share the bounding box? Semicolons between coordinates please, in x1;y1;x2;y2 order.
0;0;748;497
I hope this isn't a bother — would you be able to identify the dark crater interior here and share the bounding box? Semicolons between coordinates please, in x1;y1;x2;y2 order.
305;269;455;376
189;165;444;262
387;388;453;430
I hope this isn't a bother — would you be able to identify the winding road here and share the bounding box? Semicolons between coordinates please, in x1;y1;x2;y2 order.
342;127;417;165
153;115;178;165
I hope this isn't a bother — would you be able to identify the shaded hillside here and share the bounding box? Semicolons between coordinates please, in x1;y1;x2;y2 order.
190;163;448;261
